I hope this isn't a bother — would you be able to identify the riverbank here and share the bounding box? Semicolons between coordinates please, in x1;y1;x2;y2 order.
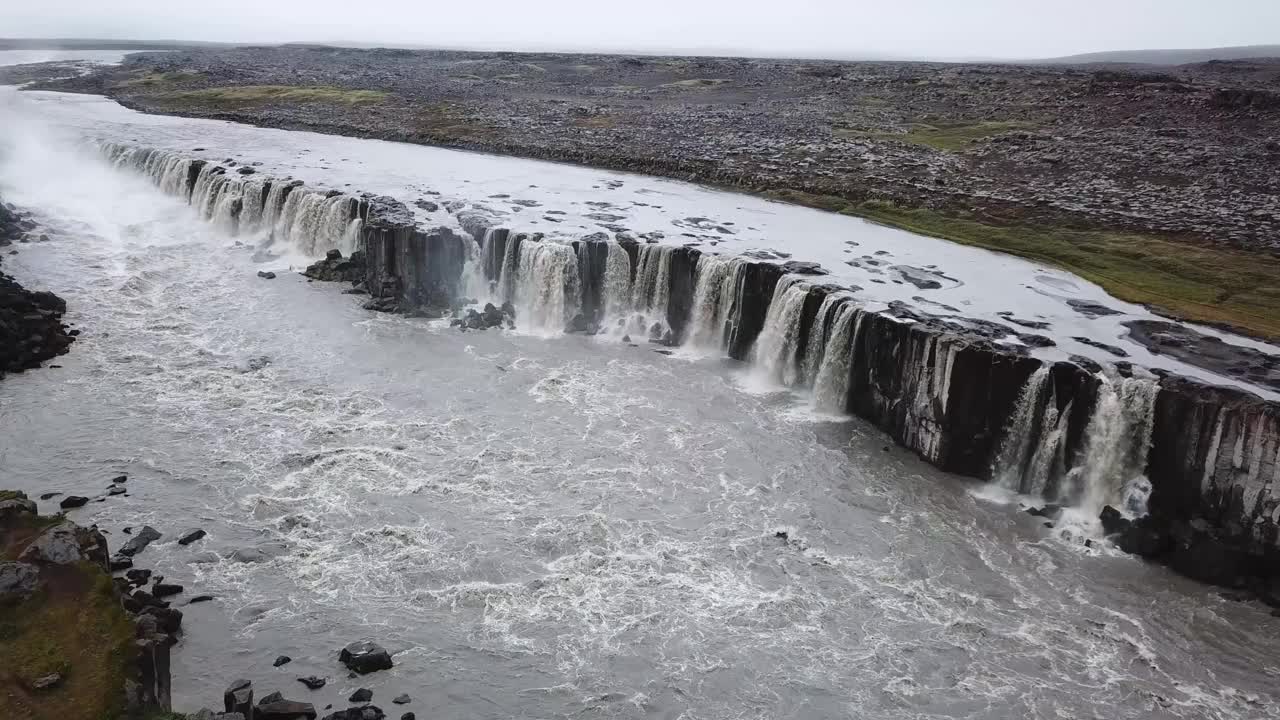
22;45;1280;339
0;200;76;377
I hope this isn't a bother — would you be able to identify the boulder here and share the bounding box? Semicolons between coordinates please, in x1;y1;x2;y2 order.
321;707;385;720
153;582;184;598
178;528;207;545
126;568;153;586
259;692;284;706
274;655;292;667
297;676;326;690
0;561;40;600
59;495;89;509
230;548;269;563
257;699;317;720
339;641;394;674
1098;505;1131;536
224;679;254;718
0;491;37;519
110;555;134;571
139;606;184;634
19;521;109;568
391;694;410;705
119;525;162;557
349;688;373;702
258;271;277;280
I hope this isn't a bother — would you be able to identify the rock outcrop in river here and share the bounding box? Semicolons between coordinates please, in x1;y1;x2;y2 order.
0;200;75;378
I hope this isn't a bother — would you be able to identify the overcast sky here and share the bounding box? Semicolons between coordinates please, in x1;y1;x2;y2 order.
3;0;1277;60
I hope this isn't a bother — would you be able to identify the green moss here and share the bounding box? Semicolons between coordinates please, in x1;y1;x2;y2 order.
118;71;204;88
156;85;388;108
0;489;24;502
836;120;1034;151
764;189;1280;340
0;562;135;720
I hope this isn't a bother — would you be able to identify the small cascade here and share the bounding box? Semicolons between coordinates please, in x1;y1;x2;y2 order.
480;228;509;286
991;367;1052;492
631;244;674;331
811;303;862;413
1024;398;1071;499
802;293;844;386
752;276;810;387
459;235;487;302
683;255;745;352
514;242;581;334
601;241;633;324
497;233;525;303
1070;377;1159;515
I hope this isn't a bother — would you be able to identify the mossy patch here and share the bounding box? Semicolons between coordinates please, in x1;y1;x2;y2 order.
766;189;1280;340
117;71;204;88
155;85;388;108
411;103;497;143
0;564;135;720
836;120;1034;151
0;489;24;502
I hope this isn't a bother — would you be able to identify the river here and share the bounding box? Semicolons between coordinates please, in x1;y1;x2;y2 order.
0;62;1278;720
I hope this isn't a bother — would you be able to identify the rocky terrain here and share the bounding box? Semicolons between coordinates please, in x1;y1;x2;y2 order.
19;45;1280;338
0;200;76;377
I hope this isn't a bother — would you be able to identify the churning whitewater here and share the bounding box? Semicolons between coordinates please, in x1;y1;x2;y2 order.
0;88;1278;720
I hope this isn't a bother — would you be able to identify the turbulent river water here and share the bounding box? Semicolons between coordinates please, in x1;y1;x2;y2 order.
1;74;1279;719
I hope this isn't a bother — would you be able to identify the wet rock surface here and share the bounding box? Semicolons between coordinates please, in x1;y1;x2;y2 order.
0;200;76;379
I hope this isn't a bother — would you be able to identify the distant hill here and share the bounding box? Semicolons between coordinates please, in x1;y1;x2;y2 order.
1038;45;1280;66
0;38;235;51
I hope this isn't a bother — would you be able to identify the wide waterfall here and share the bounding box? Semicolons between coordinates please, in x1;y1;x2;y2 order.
811;303;863;413
514;241;581;334
100;142;361;257
683;255;745;352
753;277;810;386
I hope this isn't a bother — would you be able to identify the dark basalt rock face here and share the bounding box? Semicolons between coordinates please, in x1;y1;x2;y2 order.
339;641;394;674
305;248;367;284
0;202;76;379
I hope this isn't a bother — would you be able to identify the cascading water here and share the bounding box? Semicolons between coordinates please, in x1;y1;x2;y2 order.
631;244;673;333
498;233;525;303
801;293;843;386
992;367;1052;493
683;255;744;352
811;303;862;413
1070;377;1159;515
100;142;361;257
514;242;582;334
752;276;810;387
601;241;633;326
460;233;489;303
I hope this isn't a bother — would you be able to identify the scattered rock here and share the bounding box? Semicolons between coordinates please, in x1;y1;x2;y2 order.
258;271;278;280
349;688;373;702
178;528;208;545
19;521;108;568
188;594;215;604
339;640;394;674
274;655;293;667
258;699;318;720
31;673;62;691
225;679;254;717
59;495;89;509
119;525;162;557
391;694;410;705
152;582;184;598
297;676;327;690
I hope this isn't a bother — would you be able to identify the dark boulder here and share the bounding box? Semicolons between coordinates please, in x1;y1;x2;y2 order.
1098;505;1131;536
224;679;254;717
178;528;208;545
153;582;184;598
126;568;152;586
349;688;372;702
19;521;109;568
119;525;162;557
259;692;284;706
59;495;89;509
780;260;828;275
391;694;410;705
297;676;326;690
274;655;292;667
109;555;133;571
257;271;277;280
139;605;184;634
339;641;394;674
257;699;317;720
0;561;40;600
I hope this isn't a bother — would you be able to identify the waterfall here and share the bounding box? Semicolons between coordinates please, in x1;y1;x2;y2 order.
991;367;1052;492
602;241;633;322
99;143;361;257
631;244;674;331
460;235;487;302
514;242;581;334
498;233;525;303
753;277;810;387
811;303;862;413
683;255;744;352
802;293;843;386
1070;377;1159;515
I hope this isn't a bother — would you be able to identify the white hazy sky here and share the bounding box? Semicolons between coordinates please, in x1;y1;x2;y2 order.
3;0;1278;60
